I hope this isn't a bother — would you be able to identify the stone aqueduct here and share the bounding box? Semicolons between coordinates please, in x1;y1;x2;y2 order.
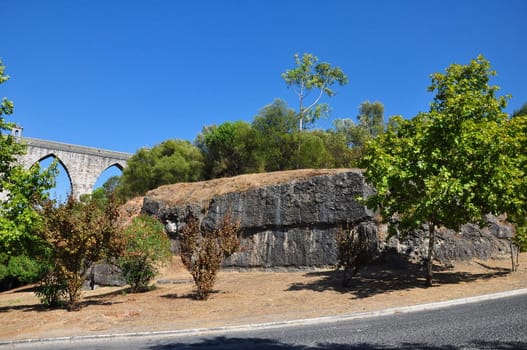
18;136;132;199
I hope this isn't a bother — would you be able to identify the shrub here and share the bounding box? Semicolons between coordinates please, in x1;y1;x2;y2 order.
34;271;67;307
118;215;172;292
0;253;50;291
37;196;124;310
179;214;240;300
336;224;375;287
7;255;45;282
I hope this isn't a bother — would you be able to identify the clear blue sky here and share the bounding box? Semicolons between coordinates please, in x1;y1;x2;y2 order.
3;0;527;197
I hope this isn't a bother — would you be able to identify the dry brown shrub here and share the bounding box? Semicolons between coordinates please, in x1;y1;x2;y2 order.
179;213;240;300
336;224;374;287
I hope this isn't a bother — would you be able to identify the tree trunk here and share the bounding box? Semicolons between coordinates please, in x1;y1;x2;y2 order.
426;223;436;287
511;240;519;272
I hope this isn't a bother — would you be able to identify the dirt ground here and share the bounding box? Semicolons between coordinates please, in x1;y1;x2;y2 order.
1;253;526;342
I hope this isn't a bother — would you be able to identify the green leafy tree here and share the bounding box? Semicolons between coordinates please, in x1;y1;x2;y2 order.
349;101;385;145
251;99;298;171
101;175;120;196
0;253;46;290
292;132;328;169
500;115;527;258
282;53;348;131
333;101;385;161
118;139;204;199
317;130;356;168
118;215;171;292
196;121;259;179
0;59;56;286
251;99;354;170
37;196;124;310
81;176;122;210
332;101;386;165
361;55;526;286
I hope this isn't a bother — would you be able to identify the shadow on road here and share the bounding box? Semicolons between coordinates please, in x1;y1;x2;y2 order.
286;256;510;299
147;336;526;349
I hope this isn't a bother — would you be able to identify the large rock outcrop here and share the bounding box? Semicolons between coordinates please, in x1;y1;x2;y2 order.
142;169;378;268
139;169;513;270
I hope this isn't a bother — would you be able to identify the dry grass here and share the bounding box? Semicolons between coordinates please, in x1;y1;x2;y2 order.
144;169;359;206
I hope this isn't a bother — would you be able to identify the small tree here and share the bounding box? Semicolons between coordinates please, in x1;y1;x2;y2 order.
179;214;240;300
118;215;172;292
361;56;526;286
37;196;124;310
282;53;348;131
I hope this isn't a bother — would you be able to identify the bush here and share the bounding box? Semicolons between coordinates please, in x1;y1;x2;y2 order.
179;214;240;300
0;253;48;291
118;215;172;292
34;271;67;307
336;224;375;287
37;196;124;311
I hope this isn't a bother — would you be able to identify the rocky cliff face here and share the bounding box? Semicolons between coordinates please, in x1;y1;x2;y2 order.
383;215;513;265
142;170;378;268
140;169;513;269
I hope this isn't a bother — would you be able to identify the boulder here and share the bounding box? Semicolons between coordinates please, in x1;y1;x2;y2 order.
142;170;377;268
89;263;126;287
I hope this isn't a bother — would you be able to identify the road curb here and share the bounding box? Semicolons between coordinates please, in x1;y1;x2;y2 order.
2;288;527;347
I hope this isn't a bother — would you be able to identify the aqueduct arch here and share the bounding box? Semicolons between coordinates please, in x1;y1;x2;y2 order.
18;136;132;199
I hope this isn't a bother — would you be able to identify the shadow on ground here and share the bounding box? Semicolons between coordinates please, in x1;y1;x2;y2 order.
147;336;526;349
0;287;127;313
286;256;511;299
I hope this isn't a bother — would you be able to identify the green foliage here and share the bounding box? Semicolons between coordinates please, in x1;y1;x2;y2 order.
34;271;67;307
179;214;240;300
37;196;125;310
1;164;56;256
250;99;356;171
196;121;260;179
0;60;14;118
251;99;298;171
0;253;48;291
118;139;204;199
118;215;171;292
0;59;57;261
292;131;332;169
318;130;358;168
503;115;527;251
282;53;348;130
4;254;44;282
334;101;386;163
335;101;385;147
513;219;527;252
81;176;122;210
361;55;526;286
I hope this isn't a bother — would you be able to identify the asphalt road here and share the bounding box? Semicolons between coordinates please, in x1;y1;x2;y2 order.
4;293;527;349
